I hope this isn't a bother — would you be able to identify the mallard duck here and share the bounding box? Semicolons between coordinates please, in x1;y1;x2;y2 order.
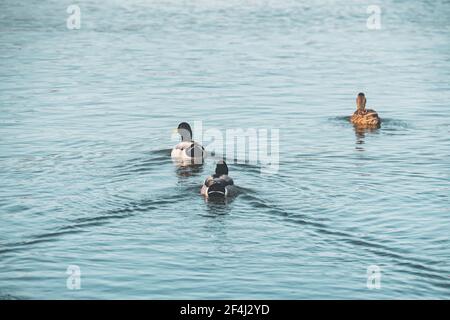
350;92;380;127
201;161;234;198
171;122;206;164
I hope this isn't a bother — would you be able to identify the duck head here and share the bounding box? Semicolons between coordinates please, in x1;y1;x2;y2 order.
176;122;192;141
215;160;228;176
356;92;366;111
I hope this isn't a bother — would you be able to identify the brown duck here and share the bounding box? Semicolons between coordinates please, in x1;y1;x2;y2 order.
350;92;380;127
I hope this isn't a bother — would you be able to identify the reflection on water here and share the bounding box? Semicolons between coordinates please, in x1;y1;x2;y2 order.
353;124;381;149
204;199;233;214
175;163;205;178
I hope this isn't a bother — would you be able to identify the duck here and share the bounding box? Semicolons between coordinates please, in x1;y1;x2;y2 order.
350;92;381;127
171;122;206;164
201;161;234;198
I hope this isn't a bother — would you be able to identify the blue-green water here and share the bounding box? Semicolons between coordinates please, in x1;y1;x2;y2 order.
1;0;449;299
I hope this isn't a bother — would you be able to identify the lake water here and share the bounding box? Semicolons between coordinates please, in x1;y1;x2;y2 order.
0;0;449;299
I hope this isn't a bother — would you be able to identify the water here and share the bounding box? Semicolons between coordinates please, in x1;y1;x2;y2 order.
1;0;449;299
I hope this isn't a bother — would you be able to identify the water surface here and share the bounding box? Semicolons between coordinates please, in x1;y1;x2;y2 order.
0;0;449;299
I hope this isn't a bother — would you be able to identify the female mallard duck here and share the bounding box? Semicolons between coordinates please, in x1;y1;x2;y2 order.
201;161;234;198
171;122;206;164
350;92;381;127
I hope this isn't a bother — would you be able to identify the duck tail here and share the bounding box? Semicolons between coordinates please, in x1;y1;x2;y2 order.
207;182;227;198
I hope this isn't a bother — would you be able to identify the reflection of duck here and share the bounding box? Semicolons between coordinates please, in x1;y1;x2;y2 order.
201;161;234;199
350;92;381;127
176;164;204;178
353;125;380;151
171;122;206;165
354;124;380;138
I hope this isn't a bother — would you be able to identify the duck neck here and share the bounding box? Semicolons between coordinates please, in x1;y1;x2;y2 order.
181;135;192;142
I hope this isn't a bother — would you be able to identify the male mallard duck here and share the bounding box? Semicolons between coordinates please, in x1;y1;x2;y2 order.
171;122;206;164
350;92;380;127
201;161;234;198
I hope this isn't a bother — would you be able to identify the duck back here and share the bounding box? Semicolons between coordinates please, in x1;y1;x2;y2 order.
350;109;380;126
